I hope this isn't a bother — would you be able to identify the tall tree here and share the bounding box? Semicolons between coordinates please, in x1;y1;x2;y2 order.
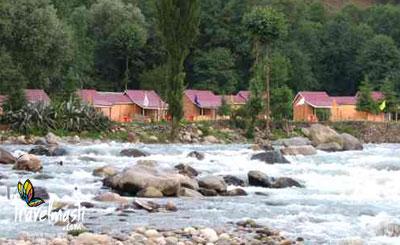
191;47;239;94
1;0;71;90
356;77;379;114
357;34;400;88
156;0;200;139
89;0;147;90
244;6;288;130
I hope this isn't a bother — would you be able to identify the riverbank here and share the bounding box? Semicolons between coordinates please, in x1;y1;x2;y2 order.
0;120;399;146
0;221;298;245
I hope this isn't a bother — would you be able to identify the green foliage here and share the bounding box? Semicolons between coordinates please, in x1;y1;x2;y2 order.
139;65;168;98
380;78;399;113
191;48;239;94
0;97;111;134
315;108;331;122
270;85;293;120
156;0;200;138
218;97;232;116
357;34;400;86
0;0;71;90
356;78;380;114
244;6;288;44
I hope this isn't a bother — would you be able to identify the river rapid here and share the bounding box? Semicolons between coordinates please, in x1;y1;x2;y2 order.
0;142;399;244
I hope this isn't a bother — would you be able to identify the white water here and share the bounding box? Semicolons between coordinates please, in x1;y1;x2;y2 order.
0;143;399;244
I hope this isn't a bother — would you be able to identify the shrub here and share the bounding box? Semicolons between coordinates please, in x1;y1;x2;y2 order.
315;108;331;121
0;97;111;134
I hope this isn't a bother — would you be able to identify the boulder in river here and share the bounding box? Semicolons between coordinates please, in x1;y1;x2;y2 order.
224;188;247;196
341;133;363;151
45;132;60;145
120;148;149;158
0;148;16;164
104;165;181;196
178;187;203;198
198;176;227;193
316;142;343;152
223;175;245;187
13;154;42;172
248;171;271;188
29;145;68;156
175;163;199;177
251;150;290;164
187;151;205;160
137;186;164;198
198;188;218;196
281;145;317;156
71;233;113;245
281;137;312;147
94;192;128;204
271;177;303;188
307;124;343;146
93;166;118;178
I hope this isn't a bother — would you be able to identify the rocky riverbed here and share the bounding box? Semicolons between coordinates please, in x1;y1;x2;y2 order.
0;133;399;244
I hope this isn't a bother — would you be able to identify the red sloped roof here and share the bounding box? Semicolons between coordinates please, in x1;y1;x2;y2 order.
331;96;357;105
234;91;250;104
97;92;132;105
78;89;113;107
0;89;50;105
25;89;50;103
185;89;221;109
125;90;167;109
295;91;333;108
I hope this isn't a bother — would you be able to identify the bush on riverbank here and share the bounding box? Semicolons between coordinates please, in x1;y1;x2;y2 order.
0;97;111;134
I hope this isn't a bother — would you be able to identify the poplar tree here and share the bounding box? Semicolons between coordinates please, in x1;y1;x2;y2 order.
156;0;200;139
244;7;288;132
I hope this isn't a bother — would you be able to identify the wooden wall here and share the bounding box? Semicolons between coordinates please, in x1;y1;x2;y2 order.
331;104;385;122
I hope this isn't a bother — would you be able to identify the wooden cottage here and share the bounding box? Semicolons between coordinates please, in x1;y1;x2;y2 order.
125;90;168;121
78;90;134;122
0;89;50;115
293;91;385;122
183;90;221;121
224;91;250;110
78;89;167;122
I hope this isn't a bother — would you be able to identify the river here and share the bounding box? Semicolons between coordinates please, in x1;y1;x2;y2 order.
0;143;399;244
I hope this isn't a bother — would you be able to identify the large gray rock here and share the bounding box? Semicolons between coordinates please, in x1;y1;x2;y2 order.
282;137;312;147
223;175;245;187
45;132;60;145
93;165;118;178
316;142;343;152
120;148;149;158
281;145;317;156
251;150;290;164
29;145;67;156
175;163;199;177
178;187;203;198
187;151;205;160
271;177;303;188
198;176;227;193
13;154;42;172
341;133;363;151
104;165;181;196
248;171;271;188
137;186;164;198
0;148;16;164
307;124;343;146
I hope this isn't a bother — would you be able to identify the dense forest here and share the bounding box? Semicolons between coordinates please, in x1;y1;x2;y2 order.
1;0;400;99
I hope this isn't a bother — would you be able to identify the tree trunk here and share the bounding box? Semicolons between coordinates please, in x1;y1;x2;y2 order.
265;45;271;134
124;56;129;91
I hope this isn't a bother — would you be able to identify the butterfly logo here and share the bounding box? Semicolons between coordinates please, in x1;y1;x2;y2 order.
17;179;45;207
